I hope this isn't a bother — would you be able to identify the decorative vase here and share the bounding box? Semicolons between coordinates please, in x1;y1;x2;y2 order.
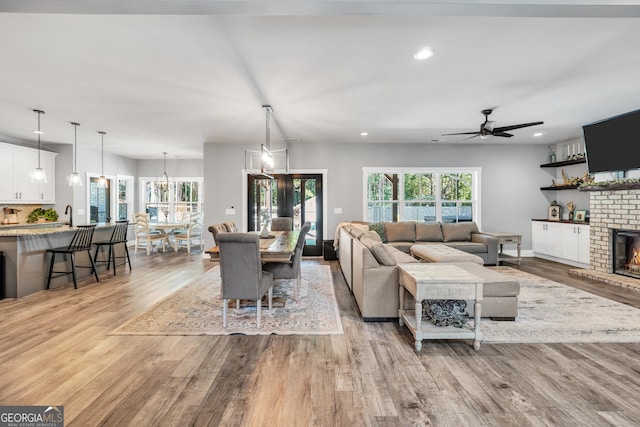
260;223;270;237
569;211;574;221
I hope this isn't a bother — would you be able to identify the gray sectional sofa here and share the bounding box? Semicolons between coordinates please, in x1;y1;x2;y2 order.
337;222;518;321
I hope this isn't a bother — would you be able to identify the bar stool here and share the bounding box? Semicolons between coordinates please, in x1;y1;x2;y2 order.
93;220;132;276
46;225;99;290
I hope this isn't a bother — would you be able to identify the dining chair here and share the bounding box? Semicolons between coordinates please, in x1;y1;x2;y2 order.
208;224;228;245
262;221;311;300
271;217;293;231
217;233;274;328
133;212;167;255
93;220;132;276
174;212;204;253
46;225;100;290
223;221;238;232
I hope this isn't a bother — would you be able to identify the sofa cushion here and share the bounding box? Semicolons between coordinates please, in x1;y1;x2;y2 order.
359;231;382;249
370;243;397;266
441;222;479;242
416;223;444;242
368;222;387;242
347;226;367;239
384;221;416;243
386;241;416;253
444;241;488;254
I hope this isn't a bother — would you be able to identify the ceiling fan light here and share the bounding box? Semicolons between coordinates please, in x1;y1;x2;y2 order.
413;47;434;60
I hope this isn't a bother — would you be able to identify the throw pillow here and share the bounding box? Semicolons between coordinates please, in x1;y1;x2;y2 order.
384;221;416;242
359;231;382;249
368;222;387;242
370;243;396;266
441;222;479;242
422;300;469;327
416;223;444;242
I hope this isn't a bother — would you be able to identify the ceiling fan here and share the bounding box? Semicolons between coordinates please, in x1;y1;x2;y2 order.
443;109;543;139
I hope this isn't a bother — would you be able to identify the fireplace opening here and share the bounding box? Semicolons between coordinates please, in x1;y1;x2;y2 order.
612;229;640;279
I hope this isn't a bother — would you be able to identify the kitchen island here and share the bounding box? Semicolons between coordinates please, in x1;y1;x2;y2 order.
0;223;120;298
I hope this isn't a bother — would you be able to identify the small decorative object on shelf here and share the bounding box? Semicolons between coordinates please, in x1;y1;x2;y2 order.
548;144;557;163
566;201;575;221
566;142;586;161
574;210;587;222
548;201;562;221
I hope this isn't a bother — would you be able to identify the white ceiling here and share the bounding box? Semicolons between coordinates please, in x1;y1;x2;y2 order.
1;1;640;159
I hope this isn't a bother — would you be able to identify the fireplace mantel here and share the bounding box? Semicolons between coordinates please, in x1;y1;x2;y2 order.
580;181;640;191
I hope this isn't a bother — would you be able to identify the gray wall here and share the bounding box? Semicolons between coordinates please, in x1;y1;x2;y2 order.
203;142;562;252
136;158;203;178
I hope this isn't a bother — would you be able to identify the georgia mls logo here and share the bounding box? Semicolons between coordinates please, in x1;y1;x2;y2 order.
0;405;64;427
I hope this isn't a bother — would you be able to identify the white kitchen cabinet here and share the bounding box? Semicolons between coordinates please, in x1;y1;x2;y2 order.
532;220;589;266
0;142;56;203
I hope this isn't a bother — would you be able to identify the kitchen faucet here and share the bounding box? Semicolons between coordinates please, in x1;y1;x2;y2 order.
65;205;73;227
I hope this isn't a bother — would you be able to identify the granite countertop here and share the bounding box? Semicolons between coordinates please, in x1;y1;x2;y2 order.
0;222;117;237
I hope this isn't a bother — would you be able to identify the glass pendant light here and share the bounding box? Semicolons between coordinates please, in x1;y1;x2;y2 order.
97;131;107;188
69;122;82;186
31;109;47;184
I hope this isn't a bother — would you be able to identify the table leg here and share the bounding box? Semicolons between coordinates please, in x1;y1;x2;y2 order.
415;300;423;351
517;237;522;265
473;300;481;351
398;285;405;327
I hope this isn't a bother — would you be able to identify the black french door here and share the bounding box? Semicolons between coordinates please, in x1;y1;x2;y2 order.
248;173;323;256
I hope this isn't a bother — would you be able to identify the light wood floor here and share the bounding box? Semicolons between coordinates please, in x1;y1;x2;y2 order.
1;252;640;426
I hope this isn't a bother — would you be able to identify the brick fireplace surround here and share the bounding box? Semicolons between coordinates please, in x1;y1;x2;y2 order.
570;187;640;291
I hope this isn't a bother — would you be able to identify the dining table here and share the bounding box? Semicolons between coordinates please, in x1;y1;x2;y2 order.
205;230;300;263
149;222;188;252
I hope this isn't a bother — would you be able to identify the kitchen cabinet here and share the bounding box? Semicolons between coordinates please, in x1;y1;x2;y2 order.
0;142;56;203
561;223;590;264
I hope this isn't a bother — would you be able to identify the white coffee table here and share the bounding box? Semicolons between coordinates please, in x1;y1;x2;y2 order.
398;263;484;351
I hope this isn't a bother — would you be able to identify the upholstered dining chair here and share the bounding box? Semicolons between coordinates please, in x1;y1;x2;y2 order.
223;221;239;232
174;212;204;253
208;223;228;245
262;221;311;300
217;233;274;328
133;212;167;255
270;217;293;231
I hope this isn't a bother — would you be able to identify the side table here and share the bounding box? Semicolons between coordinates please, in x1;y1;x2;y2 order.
483;232;522;265
398;263;484;351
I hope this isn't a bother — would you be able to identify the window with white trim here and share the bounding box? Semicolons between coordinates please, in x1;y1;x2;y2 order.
364;168;480;224
139;177;204;222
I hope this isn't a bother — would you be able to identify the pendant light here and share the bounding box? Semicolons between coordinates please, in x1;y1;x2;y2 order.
97;131;107;188
31;109;47;184
68;122;82;186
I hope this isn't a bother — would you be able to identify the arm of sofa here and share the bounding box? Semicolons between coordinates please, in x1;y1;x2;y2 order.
472;233;499;265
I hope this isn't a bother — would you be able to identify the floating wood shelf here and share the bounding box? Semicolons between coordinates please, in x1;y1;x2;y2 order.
540;158;586;168
540;184;580;191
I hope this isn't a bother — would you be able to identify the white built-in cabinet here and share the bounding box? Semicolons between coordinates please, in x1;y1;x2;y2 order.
532;220;590;266
0;142;56;203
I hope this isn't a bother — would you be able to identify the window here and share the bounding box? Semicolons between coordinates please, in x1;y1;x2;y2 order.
364;168;480;224
117;175;134;221
139;177;204;222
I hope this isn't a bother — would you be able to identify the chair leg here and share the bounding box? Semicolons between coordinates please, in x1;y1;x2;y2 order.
46;252;56;290
124;244;132;270
107;244;113;271
146;238;151;256
268;287;273;311
111;244;117;276
87;249;100;283
223;298;228;328
70;253;78;290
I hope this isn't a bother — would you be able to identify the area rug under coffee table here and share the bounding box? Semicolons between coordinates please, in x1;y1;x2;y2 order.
480;267;640;343
111;265;343;336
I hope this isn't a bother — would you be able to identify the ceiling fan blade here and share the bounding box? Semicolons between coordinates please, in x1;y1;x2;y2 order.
494;121;543;132
442;131;481;136
493;132;514;137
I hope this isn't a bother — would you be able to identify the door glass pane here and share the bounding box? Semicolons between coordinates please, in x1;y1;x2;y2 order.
89;177;111;223
293;178;318;245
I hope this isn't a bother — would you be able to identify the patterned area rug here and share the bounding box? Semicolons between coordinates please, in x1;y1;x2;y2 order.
481;267;640;343
111;265;343;336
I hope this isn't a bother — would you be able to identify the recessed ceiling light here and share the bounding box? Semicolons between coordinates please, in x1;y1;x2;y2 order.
533;132;543;137
413;47;434;61
360;132;368;136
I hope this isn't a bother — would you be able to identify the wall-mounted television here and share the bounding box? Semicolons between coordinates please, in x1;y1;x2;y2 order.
583;108;640;174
